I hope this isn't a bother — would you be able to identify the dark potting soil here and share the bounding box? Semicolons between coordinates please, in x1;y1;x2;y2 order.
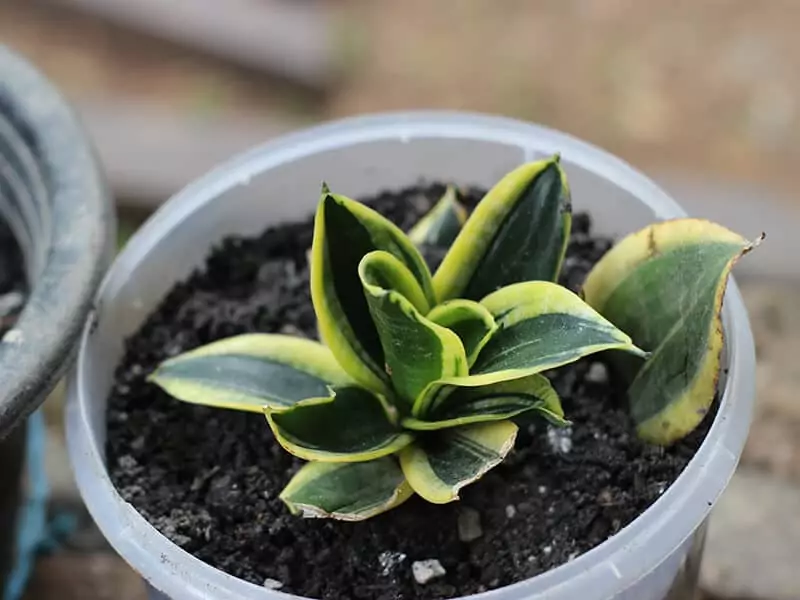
106;185;714;600
0;219;26;337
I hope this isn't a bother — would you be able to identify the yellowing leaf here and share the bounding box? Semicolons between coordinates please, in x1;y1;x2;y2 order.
583;218;762;444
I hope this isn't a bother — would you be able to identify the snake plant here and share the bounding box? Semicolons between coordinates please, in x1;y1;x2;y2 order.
149;155;759;520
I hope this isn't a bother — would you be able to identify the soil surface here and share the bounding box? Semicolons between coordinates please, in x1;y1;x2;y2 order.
106;185;712;600
0;219;26;336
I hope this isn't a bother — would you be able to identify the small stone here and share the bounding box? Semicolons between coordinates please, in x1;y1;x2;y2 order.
117;455;137;470
2;328;23;344
412;559;446;585
263;578;283;590
457;507;483;542
279;323;307;338
542;545;552;556
547;426;573;454
585;362;608;384
378;550;406;576
505;505;517;519
538;485;547;495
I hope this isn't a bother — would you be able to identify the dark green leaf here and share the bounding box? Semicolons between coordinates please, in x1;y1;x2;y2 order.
266;386;413;461
280;457;413;521
433;156;571;302
311;190;435;393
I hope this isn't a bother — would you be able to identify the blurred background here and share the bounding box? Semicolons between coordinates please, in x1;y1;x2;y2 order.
2;1;798;599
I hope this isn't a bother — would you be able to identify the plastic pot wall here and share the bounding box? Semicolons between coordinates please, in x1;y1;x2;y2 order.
67;113;756;600
0;46;114;594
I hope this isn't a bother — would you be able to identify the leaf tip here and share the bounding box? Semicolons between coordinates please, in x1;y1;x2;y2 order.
320;181;331;195
744;231;766;254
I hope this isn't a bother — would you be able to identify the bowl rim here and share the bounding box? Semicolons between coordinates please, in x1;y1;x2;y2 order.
67;110;755;600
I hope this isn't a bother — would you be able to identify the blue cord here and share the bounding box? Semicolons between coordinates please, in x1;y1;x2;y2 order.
3;409;68;600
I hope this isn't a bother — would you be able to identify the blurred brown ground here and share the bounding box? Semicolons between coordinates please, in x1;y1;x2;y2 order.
2;0;800;199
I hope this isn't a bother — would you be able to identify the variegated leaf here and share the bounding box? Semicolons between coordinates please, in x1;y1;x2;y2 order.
433;156;571;302
280;457;413;521
149;334;351;412
403;373;564;430
311;188;435;393
473;281;646;380
427;299;497;366
399;421;518;504
408;185;467;248
360;255;468;406
582;218;761;444
266;386;413;462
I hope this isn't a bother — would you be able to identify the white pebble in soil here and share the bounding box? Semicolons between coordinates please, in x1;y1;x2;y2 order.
412;559;446;585
378;550;407;576
585;362;608;384
505;504;517;519
457;507;483;542
262;578;283;590
547;425;573;454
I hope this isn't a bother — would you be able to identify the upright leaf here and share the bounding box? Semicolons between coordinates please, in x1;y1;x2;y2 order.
149;334;351;412
473;281;645;380
266;386;414;462
427;299;497;366
582;218;761;444
408;185;467;248
399;421;518;504
311;189;435;393
403;373;565;430
280;457;413;521
433;156;571;302
360;257;468;406
359;251;431;315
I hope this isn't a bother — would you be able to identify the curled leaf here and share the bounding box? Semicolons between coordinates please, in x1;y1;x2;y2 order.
427;299;497;366
266;386;413;462
280;457;413;521
583;218;762;444
311;189;435;393
360;257;468;406
399;421;518;504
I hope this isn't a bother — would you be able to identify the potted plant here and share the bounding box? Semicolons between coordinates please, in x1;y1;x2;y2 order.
0;46;114;600
67;113;758;600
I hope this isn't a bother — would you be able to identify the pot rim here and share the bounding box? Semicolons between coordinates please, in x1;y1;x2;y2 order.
67;111;755;600
0;46;114;437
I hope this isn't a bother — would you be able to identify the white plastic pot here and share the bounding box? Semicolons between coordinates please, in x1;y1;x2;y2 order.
66;112;756;600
